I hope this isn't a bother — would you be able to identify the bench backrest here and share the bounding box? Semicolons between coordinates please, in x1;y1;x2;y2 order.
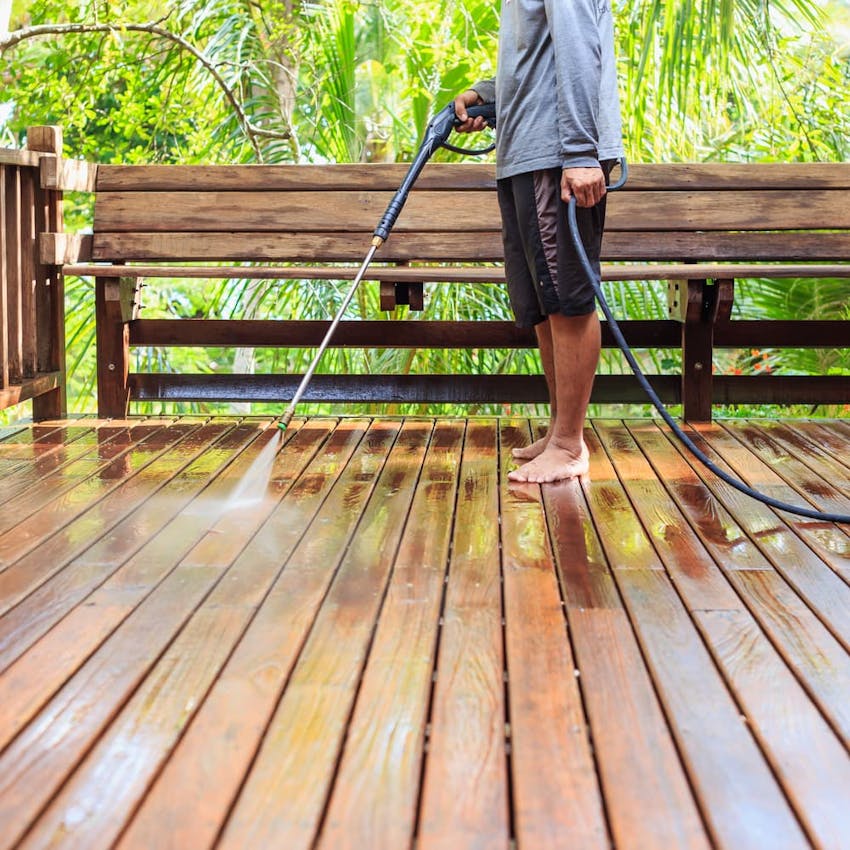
91;162;850;264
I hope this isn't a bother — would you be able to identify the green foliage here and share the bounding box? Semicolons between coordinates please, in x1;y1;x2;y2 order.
2;0;848;418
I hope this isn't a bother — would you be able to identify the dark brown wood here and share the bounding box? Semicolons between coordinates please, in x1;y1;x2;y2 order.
95;275;132;418
584;424;812;850
315;421;464;850
87;230;850;263
598;420;850;847
498;420;610;850
0;416;848;848
128;318;684;349
540;428;714;849
92;188;850;234
54;157;850;416
19;166;37;379
93;161;850;192
27;126;66;420
4;166;23;385
418;420;509;850
126;371;684;406
0;166;9;389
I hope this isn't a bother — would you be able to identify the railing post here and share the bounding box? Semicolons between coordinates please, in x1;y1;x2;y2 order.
27;125;67;420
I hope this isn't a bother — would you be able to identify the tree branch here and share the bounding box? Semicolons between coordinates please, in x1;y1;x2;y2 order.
1;20;293;160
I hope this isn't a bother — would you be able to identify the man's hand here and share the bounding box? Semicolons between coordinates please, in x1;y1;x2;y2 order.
453;90;487;133
562;166;606;207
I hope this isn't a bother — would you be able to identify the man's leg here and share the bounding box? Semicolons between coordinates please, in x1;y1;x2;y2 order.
508;310;600;483
512;318;556;460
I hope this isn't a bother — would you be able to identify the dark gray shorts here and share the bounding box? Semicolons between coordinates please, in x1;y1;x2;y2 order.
497;162;613;328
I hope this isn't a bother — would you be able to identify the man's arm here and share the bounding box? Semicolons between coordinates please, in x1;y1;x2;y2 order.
544;0;606;206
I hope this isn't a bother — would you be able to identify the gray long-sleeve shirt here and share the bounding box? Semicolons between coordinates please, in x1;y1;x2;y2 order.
473;0;623;180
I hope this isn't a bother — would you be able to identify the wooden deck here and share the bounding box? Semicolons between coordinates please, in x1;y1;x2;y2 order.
0;415;848;850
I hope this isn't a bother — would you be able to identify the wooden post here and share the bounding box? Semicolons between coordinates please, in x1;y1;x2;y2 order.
668;278;733;423
0;165;8;391
96;275;140;418
27;126;67;420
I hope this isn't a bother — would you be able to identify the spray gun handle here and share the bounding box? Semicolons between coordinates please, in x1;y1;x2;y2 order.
373;101;497;243
455;102;497;127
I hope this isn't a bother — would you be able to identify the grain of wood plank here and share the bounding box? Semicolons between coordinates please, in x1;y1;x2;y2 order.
17;420;352;850
0;424;143;529
0;419;365;850
0;420;201;575
697;608;850;849
721;420;850;517
216;420;429;850
0;421;301;687
623;421;850;651
0;423;136;509
751;420;850;496
417;419;510;850
586;424;810;850
496;419;609;850
0;422;232;626
93;188;850;232
600;421;850;848
537;424;714;850
626;422;850;745
315;420;465;850
92;161;850;192
88;229;850;264
0;422;95;476
114;419;394;850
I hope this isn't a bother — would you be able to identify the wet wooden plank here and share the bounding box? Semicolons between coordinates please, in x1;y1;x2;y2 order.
0;422;96;477
599;421;850;847
19;425;391;850
0;423;143;528
623;421;850;651
417;420;509;850
216;420;428;850
0;421;291;679
0;420;193;572
0;422;136;510
750;420;850;499
626;422;850;745
697;608;850;848
315;421;465;850
0;421;232;617
113;419;391;850
537;422;712;850
497;420;609;850
586;423;810;850
720;420;850;517
0;419;365;850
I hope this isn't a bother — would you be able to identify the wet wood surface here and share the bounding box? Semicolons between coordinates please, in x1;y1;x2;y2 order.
0;416;848;850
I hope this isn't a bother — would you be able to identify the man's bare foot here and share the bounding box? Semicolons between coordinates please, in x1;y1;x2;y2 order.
512;433;550;460
508;440;589;484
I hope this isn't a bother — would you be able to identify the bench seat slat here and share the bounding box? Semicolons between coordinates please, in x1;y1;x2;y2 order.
92;189;850;233
93;162;850;192
86;231;850;264
64;262;850;282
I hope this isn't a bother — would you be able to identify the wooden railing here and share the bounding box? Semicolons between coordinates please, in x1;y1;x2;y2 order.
0;127;67;419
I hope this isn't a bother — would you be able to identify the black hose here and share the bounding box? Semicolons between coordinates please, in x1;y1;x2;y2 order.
566;168;850;523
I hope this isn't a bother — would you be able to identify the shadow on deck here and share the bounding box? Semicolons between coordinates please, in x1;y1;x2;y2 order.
0;415;848;850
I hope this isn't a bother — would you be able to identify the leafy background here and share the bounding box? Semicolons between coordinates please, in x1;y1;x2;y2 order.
2;0;849;419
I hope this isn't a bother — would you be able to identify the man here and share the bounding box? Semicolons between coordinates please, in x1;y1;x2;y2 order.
454;0;624;483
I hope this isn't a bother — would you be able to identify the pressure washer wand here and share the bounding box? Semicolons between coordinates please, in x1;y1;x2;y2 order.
279;101;496;430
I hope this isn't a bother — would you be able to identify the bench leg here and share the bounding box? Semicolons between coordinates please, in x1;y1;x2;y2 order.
669;278;734;423
96;276;140;418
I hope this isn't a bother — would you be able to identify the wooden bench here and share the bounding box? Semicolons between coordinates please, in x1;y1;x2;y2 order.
48;161;850;421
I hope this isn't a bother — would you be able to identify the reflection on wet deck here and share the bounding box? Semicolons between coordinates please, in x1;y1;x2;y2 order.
1;415;849;850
